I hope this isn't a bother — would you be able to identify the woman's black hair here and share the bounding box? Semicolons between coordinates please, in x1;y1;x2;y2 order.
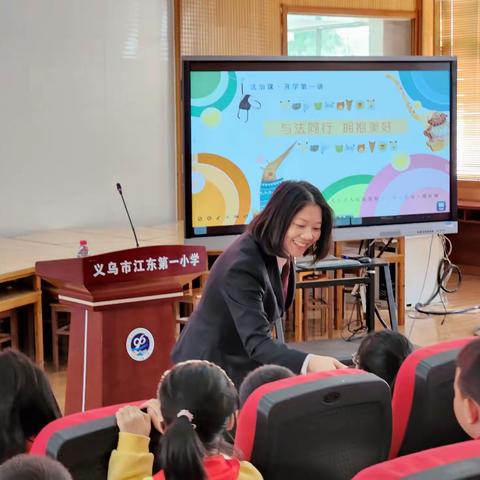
159;360;239;480
0;454;72;480
355;331;413;389
248;180;333;262
0;349;61;463
239;364;295;407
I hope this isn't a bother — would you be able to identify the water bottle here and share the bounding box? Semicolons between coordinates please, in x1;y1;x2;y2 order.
77;240;89;258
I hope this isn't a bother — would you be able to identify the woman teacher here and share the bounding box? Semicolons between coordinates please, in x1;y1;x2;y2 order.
172;180;344;387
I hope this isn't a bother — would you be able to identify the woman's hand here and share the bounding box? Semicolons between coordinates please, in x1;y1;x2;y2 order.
140;398;163;432
116;405;151;437
307;355;347;373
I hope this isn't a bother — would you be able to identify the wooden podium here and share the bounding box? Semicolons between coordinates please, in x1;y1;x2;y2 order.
36;245;207;414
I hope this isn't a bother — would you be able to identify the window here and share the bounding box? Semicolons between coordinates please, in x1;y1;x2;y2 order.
437;0;480;177
286;13;413;57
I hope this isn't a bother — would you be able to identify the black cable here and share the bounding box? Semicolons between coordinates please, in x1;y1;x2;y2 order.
347;237;396;334
341;288;368;341
357;240;364;255
416;235;435;306
375;238;394;258
414;235;480;316
415;303;480;316
367;237;395;329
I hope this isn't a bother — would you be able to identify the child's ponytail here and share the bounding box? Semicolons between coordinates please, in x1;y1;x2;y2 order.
160;410;206;480
158;361;238;480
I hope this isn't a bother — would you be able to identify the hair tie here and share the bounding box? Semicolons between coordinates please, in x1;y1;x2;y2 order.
177;409;196;429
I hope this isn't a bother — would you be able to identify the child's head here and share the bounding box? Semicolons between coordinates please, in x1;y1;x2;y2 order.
239;364;295;407
0;454;72;480
0;349;61;462
454;338;480;438
158;360;239;480
354;331;413;388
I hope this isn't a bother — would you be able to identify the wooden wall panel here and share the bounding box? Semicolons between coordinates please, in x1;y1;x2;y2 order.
458;180;480;203
180;0;281;55
180;0;417;57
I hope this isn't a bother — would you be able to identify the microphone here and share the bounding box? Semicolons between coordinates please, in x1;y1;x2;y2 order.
116;182;140;248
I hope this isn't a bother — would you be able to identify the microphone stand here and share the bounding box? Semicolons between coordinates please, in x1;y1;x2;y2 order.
116;182;140;248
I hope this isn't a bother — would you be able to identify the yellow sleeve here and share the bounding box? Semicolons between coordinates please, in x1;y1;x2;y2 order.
107;432;154;480
238;460;264;480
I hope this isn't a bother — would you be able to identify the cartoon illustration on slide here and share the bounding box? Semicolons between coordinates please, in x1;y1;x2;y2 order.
423;112;448;151
359;153;450;217
386;73;449;152
259;142;296;209
322;175;374;219
190;71;238;118
237;80;261;122
191;152;251;227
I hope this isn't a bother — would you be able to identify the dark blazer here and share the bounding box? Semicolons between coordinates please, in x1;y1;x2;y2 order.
171;233;307;387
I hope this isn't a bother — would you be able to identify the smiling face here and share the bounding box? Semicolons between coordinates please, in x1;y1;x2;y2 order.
283;203;322;258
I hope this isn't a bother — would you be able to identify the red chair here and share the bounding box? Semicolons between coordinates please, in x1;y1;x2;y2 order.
235;369;391;480
389;338;474;459
353;439;480;479
30;400;148;480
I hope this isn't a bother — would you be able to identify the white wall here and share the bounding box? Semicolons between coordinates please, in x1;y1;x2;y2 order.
0;0;176;236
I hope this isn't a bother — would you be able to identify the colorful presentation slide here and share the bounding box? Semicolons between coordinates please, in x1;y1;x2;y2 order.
188;69;451;231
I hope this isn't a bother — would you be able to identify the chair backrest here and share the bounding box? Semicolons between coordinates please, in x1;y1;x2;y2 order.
235;369;391;480
30;401;149;480
389;338;474;459
353;439;480;479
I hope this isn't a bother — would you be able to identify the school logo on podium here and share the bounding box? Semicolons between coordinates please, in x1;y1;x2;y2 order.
126;328;155;361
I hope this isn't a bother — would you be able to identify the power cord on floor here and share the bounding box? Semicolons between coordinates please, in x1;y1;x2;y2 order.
414;235;480;318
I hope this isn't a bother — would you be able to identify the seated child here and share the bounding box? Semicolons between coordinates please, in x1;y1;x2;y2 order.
0;454;72;480
353;330;413;389
454;338;480;438
0;349;61;463
239;365;295;407
108;360;263;480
